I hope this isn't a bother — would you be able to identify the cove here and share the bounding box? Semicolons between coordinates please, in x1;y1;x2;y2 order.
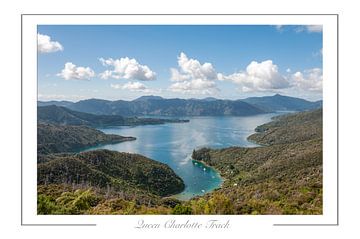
83;113;280;200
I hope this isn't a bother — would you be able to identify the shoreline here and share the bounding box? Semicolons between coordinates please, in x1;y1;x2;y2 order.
81;113;280;201
185;114;280;200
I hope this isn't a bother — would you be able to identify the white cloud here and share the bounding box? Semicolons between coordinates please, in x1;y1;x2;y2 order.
177;52;218;81
57;62;95;80
291;68;322;91
168;52;321;95
170;68;190;82
99;57;156;81
220;60;290;92
169;52;219;94
37;33;63;53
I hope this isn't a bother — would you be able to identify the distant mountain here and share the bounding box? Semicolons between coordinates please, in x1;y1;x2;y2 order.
37;123;135;155
133;95;164;101
62;98;266;116
38;94;322;117
201;97;219;102
38;100;74;107
38;105;189;127
242;94;322;111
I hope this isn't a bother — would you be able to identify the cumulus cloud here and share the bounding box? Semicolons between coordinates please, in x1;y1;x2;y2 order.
99;57;156;81
220;60;290;92
168;52;321;95
57;62;95;80
169;52;219;94
291;68;322;91
37;33;63;53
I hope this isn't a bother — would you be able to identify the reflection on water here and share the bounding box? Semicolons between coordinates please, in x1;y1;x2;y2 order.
84;114;279;200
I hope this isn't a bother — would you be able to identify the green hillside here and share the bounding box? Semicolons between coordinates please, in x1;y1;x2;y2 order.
38;150;185;214
190;109;322;214
38;123;135;155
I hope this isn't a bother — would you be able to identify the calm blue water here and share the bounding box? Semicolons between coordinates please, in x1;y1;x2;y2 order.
84;113;280;200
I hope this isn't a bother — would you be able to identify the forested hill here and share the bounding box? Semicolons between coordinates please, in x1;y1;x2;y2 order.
248;108;322;145
37;150;186;214
38;150;185;197
37;123;135;155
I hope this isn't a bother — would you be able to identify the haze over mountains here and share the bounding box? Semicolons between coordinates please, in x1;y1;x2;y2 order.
38;94;322;117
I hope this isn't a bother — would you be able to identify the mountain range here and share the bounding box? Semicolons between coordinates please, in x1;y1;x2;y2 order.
38;105;189;127
38;94;322;117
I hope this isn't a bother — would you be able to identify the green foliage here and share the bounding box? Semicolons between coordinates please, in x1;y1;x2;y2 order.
205;193;234;214
171;204;193;215
38;188;100;214
37;194;61;214
56;189;101;212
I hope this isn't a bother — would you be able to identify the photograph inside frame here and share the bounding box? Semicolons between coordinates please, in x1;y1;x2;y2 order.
36;24;323;215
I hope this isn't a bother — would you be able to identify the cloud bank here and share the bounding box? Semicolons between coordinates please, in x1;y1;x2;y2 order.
168;52;321;95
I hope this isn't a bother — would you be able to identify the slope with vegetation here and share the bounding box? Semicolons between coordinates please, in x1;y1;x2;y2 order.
189;109;323;214
38;150;185;214
38;123;135;155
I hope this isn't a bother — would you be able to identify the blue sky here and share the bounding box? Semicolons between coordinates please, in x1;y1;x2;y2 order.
38;25;322;101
